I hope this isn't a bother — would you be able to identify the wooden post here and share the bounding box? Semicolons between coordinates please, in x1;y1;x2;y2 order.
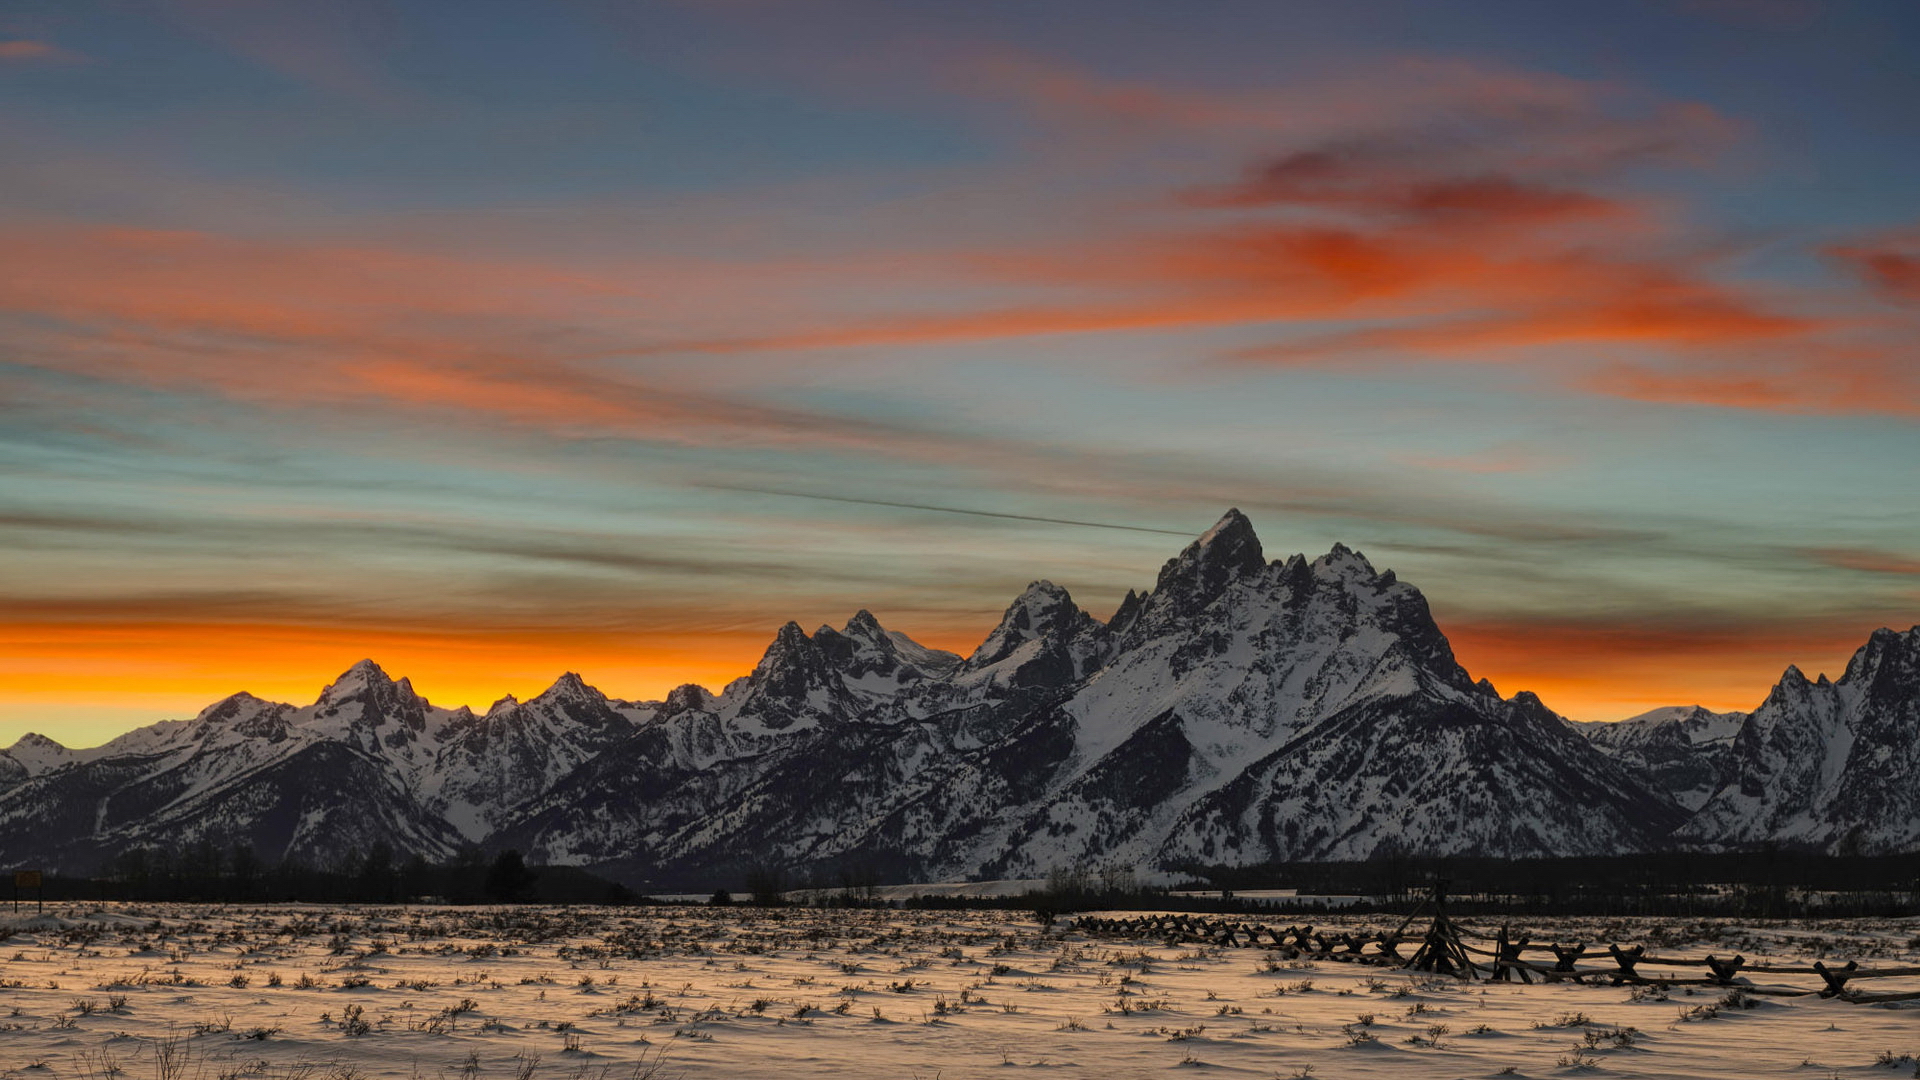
1607;944;1646;983
1814;960;1858;998
1549;943;1586;974
1704;955;1746;986
1492;926;1534;983
1404;881;1476;979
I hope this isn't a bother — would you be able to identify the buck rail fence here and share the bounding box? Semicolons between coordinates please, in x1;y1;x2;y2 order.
1071;886;1920;1006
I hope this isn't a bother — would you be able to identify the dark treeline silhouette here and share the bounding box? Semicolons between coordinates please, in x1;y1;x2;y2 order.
23;840;641;906
1188;851;1920;914
13;844;1919;918
1108;853;1920;918
879;854;1920;920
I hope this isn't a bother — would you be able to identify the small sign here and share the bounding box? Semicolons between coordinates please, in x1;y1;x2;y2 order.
14;871;41;889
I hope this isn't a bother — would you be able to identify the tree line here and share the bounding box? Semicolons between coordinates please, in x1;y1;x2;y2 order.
34;841;642;905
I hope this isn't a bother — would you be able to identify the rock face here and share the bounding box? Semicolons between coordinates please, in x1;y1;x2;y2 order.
1674;628;1920;855
1;511;1912;882
1578;706;1748;812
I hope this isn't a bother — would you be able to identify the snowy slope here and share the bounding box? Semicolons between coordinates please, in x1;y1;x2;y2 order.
1578;705;1749;811
3;511;1912;879
499;510;1684;886
1679;627;1920;854
0;660;650;869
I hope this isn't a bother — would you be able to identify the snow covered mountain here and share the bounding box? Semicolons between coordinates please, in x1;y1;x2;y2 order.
2;511;1913;880
1577;705;1748;811
1676;627;1920;855
490;512;1688;887
0;661;651;870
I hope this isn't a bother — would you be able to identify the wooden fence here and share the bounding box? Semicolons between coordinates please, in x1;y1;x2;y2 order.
1071;888;1920;1006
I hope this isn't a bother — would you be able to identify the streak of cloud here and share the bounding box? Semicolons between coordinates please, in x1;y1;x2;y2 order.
0;39;59;60
699;485;1198;536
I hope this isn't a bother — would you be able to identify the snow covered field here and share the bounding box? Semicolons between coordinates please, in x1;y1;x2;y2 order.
2;904;1916;1079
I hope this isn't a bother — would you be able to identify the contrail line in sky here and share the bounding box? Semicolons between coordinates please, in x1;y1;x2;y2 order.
702;485;1197;537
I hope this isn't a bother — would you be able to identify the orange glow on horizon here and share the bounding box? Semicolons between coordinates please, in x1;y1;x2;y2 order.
0;618;1000;748
1444;620;1879;723
4;608;1900;750
0;622;766;743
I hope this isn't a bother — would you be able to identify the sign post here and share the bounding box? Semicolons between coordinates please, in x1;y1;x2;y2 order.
14;870;42;914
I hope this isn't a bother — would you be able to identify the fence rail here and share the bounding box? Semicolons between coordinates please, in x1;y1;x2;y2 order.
1070;901;1920;1005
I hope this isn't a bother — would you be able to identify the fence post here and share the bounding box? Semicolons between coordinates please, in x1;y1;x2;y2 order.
1404;881;1475;979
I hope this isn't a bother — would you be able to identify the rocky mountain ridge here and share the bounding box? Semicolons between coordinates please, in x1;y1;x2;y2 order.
2;510;1913;885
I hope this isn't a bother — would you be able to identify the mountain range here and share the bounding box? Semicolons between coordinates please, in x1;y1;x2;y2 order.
2;510;1914;887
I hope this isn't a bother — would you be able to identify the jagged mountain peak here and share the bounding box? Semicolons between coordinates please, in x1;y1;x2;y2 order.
315;658;402;702
536;671;604;705
995;581;1080;632
1200;506;1257;544
844;608;887;639
1680;623;1920;853
732;621;847;729
956;578;1109;689
812;609;893;652
751;622;821;676
810;608;956;686
13;510;1918;880
663;683;715;713
1310;541;1379;582
1844;624;1920;682
1018;578;1073;602
969;581;1089;656
307;658;440;735
1154;508;1266;602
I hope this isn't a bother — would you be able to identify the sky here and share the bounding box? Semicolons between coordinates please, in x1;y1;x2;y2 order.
2;0;1918;745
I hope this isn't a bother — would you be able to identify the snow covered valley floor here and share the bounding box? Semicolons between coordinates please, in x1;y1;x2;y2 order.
2;904;1916;1080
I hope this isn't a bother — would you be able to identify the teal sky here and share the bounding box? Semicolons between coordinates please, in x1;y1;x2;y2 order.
2;0;1918;742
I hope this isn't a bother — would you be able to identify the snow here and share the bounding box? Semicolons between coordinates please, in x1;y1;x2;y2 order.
5;517;1915;882
0;903;1913;1080
1604;706;1749;746
1680;625;1920;852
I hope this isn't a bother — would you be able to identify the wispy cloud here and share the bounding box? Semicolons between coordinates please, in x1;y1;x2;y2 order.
597;58;1909;416
157;0;411;104
1829;225;1920;306
1802;546;1920;576
0;38;66;61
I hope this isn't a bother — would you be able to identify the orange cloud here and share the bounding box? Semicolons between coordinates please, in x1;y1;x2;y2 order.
963;51;1239;133
1588;345;1920;417
1;57;1903;432
0;223;1026;458
0;39;57;60
615;69;1886;415
1829;226;1920;305
1802;547;1920;576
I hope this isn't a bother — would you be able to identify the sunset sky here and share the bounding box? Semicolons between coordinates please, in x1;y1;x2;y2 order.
3;0;1919;745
